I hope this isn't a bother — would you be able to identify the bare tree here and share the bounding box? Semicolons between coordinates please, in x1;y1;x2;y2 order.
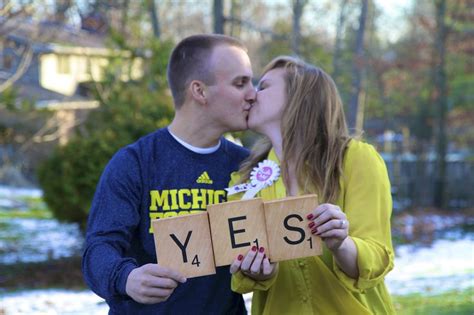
120;0;130;34
213;0;224;34
53;0;72;24
224;15;287;40
332;0;349;80
0;43;33;94
291;0;308;56
148;0;160;39
347;0;368;132
433;0;448;208
0;3;35;94
0;0;75;94
229;0;241;37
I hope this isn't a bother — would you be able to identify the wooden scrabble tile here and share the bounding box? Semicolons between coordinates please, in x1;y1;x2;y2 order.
264;194;322;262
152;212;216;278
207;198;269;267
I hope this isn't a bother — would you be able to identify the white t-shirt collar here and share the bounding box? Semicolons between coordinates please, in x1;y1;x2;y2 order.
168;128;221;154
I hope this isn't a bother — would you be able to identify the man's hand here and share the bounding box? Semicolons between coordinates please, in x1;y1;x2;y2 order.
125;264;187;304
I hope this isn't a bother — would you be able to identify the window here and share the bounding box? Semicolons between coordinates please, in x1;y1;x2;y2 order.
58;55;70;74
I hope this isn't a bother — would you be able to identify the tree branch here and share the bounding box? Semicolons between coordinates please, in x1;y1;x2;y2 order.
0;44;34;94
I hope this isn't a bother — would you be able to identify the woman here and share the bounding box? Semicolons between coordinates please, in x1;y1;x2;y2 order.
228;56;395;314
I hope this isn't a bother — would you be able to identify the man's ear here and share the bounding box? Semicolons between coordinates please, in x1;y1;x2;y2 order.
190;80;207;105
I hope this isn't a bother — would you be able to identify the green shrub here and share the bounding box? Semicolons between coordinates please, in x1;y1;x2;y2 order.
38;40;175;230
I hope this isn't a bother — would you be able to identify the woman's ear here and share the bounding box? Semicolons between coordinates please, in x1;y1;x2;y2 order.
190;80;207;105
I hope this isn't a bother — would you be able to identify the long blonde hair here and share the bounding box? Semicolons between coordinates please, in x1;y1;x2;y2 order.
239;56;352;203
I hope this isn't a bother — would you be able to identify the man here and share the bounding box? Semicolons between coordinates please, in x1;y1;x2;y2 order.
82;34;256;314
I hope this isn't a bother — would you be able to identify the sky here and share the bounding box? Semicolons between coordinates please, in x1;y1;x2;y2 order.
14;0;415;44
374;0;414;42
304;0;415;44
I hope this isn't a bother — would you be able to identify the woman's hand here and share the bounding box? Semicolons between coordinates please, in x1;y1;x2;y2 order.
230;246;278;281
306;203;359;278
306;203;349;252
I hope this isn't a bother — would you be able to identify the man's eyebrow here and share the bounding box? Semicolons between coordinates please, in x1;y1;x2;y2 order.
233;75;251;82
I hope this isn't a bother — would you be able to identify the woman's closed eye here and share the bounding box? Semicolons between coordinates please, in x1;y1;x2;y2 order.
257;84;267;91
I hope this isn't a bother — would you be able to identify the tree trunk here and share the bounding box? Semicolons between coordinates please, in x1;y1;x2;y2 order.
213;0;225;34
120;0;130;35
54;0;72;24
348;0;368;132
332;0;349;80
229;0;241;37
291;0;307;56
433;0;448;208
0;45;33;94
148;0;160;39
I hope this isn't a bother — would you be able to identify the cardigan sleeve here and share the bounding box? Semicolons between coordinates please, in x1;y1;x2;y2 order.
231;270;279;293
227;171;280;293
332;141;395;293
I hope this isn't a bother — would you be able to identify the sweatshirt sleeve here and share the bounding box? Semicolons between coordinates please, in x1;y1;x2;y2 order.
82;148;142;300
332;142;394;293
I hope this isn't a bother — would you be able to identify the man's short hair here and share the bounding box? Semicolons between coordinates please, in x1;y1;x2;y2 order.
167;34;247;109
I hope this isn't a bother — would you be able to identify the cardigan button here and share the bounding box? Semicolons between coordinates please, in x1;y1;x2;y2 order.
299;261;305;267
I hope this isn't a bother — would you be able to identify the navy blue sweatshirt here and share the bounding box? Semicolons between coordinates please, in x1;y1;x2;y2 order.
82;128;249;314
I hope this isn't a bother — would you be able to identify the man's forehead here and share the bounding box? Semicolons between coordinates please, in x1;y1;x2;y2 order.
209;45;253;76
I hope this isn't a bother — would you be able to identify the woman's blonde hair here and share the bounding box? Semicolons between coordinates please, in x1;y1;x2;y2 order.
239;56;352;203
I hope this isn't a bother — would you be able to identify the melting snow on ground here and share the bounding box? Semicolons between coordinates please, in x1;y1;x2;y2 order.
1;236;472;314
0;218;83;264
0;289;108;315
386;236;474;295
0;186;472;314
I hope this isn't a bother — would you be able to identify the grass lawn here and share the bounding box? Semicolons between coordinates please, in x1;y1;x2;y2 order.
392;289;474;314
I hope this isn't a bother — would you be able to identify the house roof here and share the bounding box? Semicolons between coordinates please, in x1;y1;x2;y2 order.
2;18;108;52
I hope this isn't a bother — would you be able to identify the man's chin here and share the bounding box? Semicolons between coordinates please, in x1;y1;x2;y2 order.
228;122;249;133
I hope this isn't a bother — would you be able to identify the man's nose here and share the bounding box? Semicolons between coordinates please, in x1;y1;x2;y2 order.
246;85;257;103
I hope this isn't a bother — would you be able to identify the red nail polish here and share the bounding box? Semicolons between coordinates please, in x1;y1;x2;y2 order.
307;213;314;220
259;247;265;253
311;227;318;234
237;254;244;261
251;246;257;251
308;222;315;228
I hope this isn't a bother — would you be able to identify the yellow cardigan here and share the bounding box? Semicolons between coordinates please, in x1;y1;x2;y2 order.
230;140;395;315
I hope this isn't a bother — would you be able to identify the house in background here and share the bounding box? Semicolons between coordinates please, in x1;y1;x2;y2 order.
0;18;143;144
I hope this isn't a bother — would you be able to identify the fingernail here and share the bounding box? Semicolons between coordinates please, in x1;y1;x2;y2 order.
251;246;257;252
311;227;318;234
308;222;315;228
259;247;265;253
237;254;244;261
306;213;314;220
